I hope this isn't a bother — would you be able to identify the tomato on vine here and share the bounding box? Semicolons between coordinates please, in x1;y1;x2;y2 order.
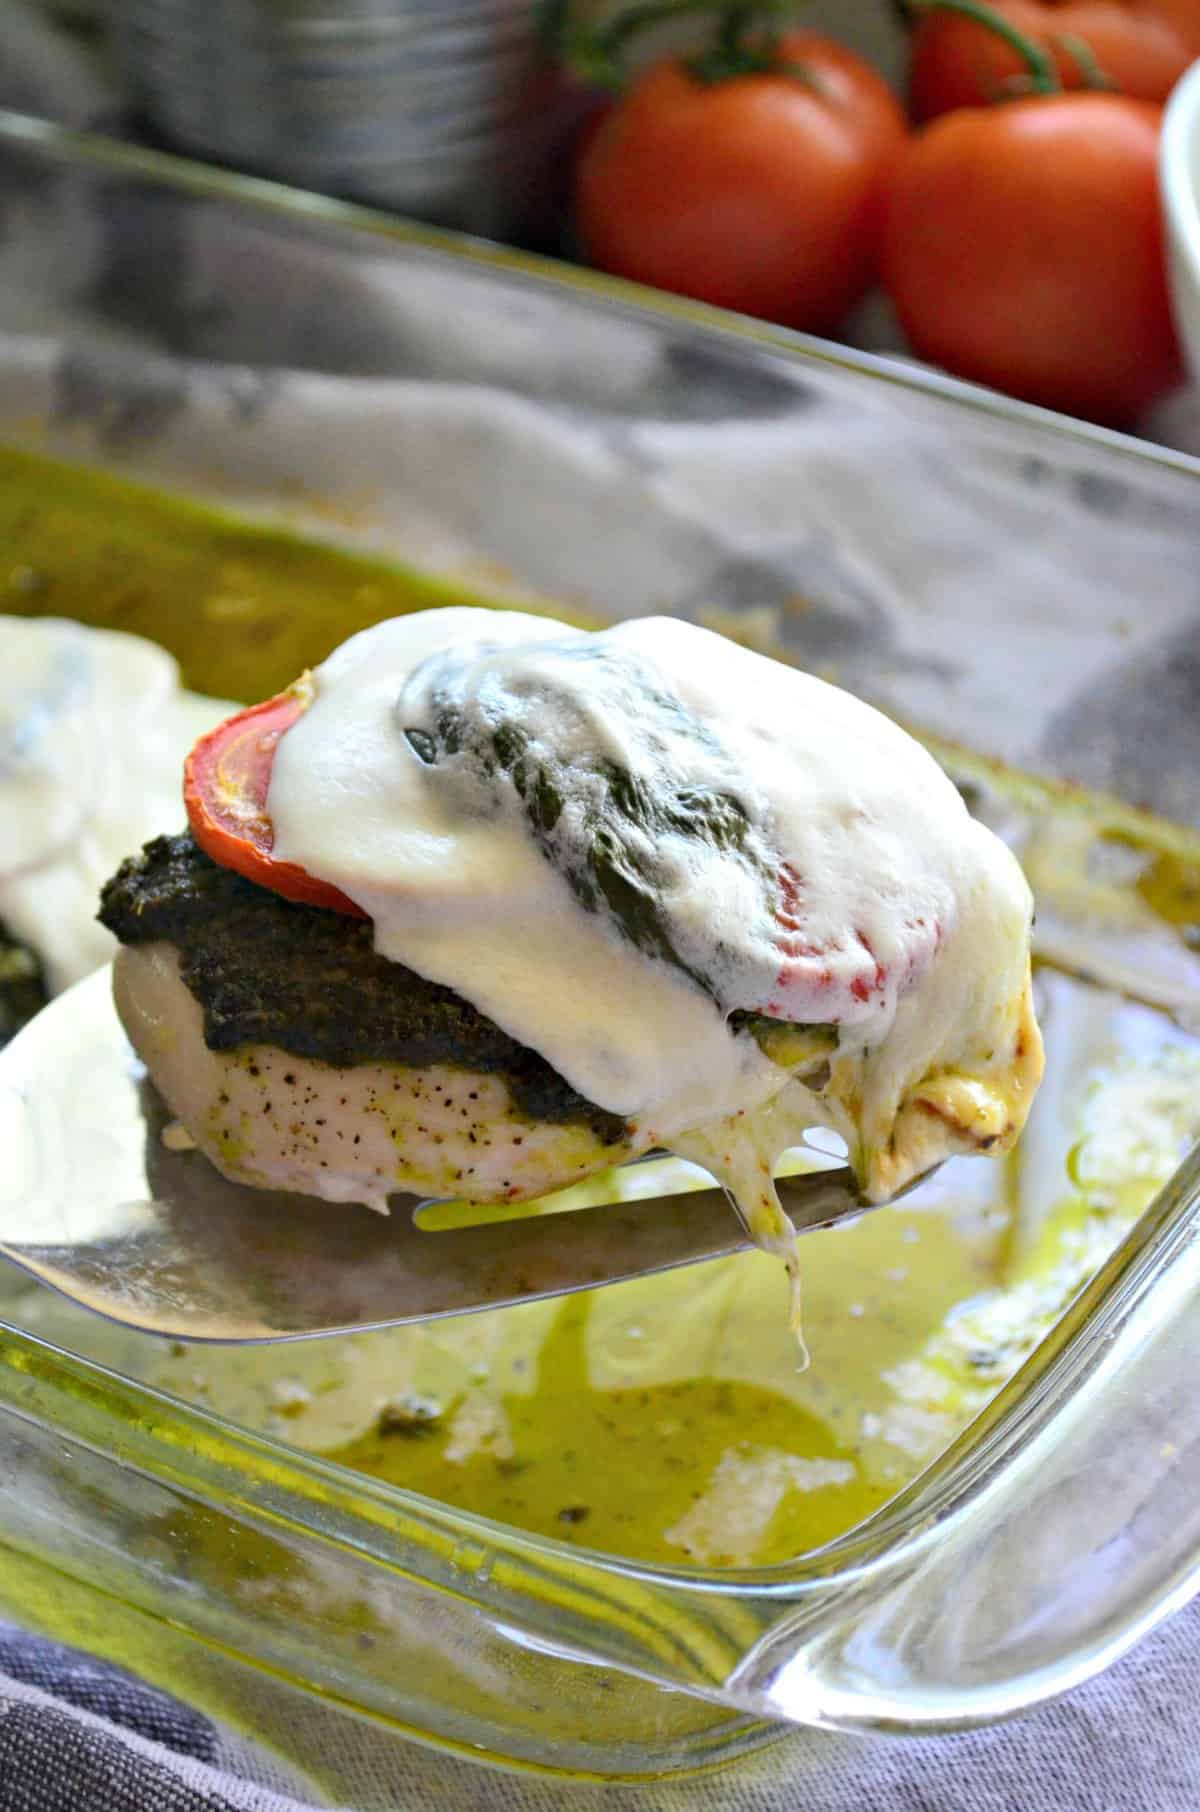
573;26;907;333
907;0;1200;119
882;92;1181;422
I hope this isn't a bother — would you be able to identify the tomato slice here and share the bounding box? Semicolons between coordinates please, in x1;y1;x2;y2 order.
183;680;367;917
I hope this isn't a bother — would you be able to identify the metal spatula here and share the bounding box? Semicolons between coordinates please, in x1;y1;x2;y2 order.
0;967;899;1344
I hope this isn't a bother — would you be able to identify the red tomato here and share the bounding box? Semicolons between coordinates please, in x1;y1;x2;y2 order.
574;33;908;333
909;1;1199;120
881;94;1181;423
183;683;366;916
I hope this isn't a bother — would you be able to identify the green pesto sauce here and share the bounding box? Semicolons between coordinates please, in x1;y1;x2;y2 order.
1131;847;1200;950
320;1199;981;1566
118;1182;1004;1570
0;443;515;702
5;444;1200;1572
133;1038;1192;1573
0;919;46;1048
173;1000;1187;1575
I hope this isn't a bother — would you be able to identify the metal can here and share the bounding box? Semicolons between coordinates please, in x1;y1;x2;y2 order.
111;0;554;236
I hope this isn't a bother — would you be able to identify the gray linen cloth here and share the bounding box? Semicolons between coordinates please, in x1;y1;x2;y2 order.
2;1605;1199;1811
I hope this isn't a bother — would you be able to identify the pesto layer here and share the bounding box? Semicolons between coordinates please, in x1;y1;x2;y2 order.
98;834;628;1140
0;917;46;1049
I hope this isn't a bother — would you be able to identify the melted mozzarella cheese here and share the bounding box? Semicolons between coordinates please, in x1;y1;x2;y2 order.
0;615;230;990
266;610;1043;1299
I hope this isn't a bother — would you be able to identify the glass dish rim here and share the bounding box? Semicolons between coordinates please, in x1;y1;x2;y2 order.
0;102;1199;1638
3;100;1200;494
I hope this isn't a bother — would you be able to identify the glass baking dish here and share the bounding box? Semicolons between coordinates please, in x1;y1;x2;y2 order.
2;108;1200;1786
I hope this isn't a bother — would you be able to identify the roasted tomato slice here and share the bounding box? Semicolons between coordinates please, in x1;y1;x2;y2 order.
183;680;367;916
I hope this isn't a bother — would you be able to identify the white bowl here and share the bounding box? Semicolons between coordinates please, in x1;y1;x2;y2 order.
1162;58;1200;378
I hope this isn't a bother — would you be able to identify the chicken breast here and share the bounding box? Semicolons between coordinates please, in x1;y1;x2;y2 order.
114;942;649;1211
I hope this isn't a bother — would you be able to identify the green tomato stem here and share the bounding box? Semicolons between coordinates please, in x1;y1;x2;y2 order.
911;0;1060;94
559;0;801;91
1053;32;1115;91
